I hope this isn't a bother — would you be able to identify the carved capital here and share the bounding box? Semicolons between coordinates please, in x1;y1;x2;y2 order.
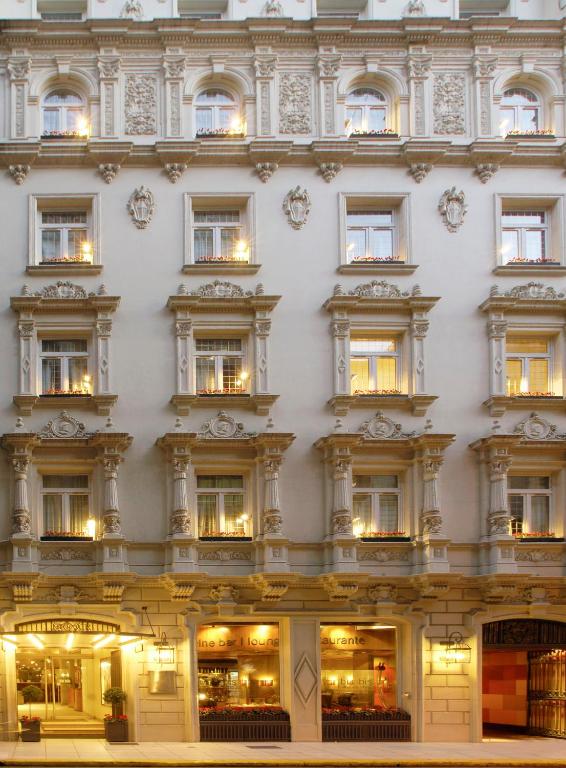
331;319;350;338
7;58;30;81
410;319;429;338
487;320;507;339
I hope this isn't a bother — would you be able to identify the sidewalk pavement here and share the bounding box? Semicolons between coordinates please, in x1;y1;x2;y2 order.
0;736;565;766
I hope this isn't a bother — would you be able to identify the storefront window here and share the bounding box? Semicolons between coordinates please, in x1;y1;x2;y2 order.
197;623;280;708
320;624;397;710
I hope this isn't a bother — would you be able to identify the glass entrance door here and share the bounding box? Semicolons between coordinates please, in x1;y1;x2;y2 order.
16;653;84;721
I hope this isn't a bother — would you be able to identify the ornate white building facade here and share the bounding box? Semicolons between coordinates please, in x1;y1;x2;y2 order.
0;0;565;745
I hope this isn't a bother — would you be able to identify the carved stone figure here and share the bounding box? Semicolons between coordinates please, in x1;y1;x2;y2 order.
8;165;30;185
125;75;157;135
433;73;466;135
263;0;283;16
189;280;253;298
408;163;431;183
128;186;155;229
256;162;278;183
164;163;186;183
475;163;499;184
319;162;343;183
403;0;426;16
438;187;467;232
283;186;311;230
368;584;398;603
120;0;144;19
39;411;89;440
279;73;311;135
513;412;565;441
98;164;120;184
198;411;256;439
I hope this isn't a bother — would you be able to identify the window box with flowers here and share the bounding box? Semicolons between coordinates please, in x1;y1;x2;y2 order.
41;130;88;140
359;531;410;542
19;716;41;742
199;706;291;742
505;130;555;140
196;128;245;139
322;706;411;742
349;129;399;139
104;715;128;743
514;532;564;543
40;531;93;541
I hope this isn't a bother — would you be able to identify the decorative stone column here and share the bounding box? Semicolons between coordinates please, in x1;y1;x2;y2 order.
410;316;429;395
102;457;122;537
331;317;350;396
407;55;431;136
421;455;443;535
488;454;512;536
8;57;30;139
96;317;112;395
175;318;193;396
254;55;277;137
171;457;192;537
332;457;353;536
472;56;497;137
163;56;185;138
317;54;341;137
18;320;34;397
263;459;282;536
12;457;32;537
487;317;507;397
254;317;271;395
97;57;120;138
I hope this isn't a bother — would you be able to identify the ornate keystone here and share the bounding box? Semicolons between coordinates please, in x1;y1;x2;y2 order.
256;162;278;183
164;163;187;184
98;164;120;184
8;165;30;185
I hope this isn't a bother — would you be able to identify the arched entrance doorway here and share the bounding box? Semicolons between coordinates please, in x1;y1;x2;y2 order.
482;619;566;739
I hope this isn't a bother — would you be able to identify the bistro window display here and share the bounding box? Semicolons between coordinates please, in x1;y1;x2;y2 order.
320;624;398;711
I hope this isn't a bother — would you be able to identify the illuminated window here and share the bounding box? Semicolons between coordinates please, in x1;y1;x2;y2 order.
346;210;397;263
499;88;540;135
352;475;400;537
39;339;91;396
508;476;551;536
350;338;399;395
39;211;92;264
345;88;388;135
41;89;87;137
505;338;551;397
193;210;248;263
196;475;248;537
194;338;248;395
41;474;91;537
195;89;241;136
501;211;549;265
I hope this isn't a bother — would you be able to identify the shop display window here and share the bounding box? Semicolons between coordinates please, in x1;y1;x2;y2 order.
320;624;397;710
197;623;280;709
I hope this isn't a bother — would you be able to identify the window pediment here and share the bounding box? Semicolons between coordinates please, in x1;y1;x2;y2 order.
168;281;279;314
324;281;438;314
480;282;566;315
12;282;119;314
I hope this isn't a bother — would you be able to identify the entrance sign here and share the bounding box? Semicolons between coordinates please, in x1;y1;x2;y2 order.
14;619;120;634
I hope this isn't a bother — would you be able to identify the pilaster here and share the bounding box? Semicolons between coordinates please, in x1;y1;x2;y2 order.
7;57;31;140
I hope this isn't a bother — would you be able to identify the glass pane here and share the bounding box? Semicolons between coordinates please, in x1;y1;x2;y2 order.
194;229;213;261
371;229;394;260
529;358;549;393
379;494;399;532
346;107;362;131
69;357;88;393
44;90;83;106
220;228;238;259
347;211;393;227
501;212;545;227
68;229;87;259
197;476;243;489
194;211;240;224
376;357;397;391
346;229;366;261
519;107;538;132
223;494;245;533
219;107;235;129
43;495;63;532
501;229;518;264
222;356;243;391
530;496;550;533
499;106;514;134
69;495;90;533
195;339;242;352
41;230;61;261
348;88;386;104
352;494;372;537
41;358;61;394
508;476;550;490
195;89;234;105
65;108;84;131
502;88;538;106
42;109;60;133
196;357;216;392
525;229;545;261
353;475;398;489
505;358;522;396
367;107;386;131
509;495;524;535
506;338;548;354
350;357;369;394
197;495;217;536
43;475;88;489
351;339;397;353
196;108;212;132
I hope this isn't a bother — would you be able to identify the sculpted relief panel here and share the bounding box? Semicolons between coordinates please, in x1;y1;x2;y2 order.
433;73;466;135
279;73;312;135
125;75;157;135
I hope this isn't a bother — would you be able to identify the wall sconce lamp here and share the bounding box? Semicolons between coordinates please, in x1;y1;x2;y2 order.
439;632;471;664
153;632;175;665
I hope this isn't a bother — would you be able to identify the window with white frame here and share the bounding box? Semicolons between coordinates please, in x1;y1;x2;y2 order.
459;0;509;17
196;474;249;537
41;474;92;537
194;338;248;395
195;89;242;136
193;210;248;263
30;194;100;269
40;338;91;396
352;474;401;537
499;88;541;136
505;337;552;397
501;210;550;265
41;88;87;137
350;337;400;395
345;88;389;135
346;209;397;263
508;476;552;536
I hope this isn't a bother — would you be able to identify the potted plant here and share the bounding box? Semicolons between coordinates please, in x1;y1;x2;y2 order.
20;684;43;742
103;687;128;742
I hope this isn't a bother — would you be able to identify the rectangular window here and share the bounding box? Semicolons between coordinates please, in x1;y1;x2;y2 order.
346;211;395;263
193;210;247;263
194;338;247;395
501;211;549;265
40;211;90;264
350;338;399;395
40;339;90;395
41;474;91;537
505;338;552;396
352;474;401;537
508;476;551;536
196;475;248;537
31;195;100;268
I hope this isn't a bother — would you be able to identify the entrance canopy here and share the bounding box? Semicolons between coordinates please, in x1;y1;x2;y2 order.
3;618;153;651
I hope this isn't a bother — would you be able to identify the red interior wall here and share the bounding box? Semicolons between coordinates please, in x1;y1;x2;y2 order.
482;650;528;727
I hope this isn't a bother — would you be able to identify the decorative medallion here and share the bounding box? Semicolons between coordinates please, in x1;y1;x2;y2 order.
120;0;144;19
39;411;90;439
359;411;416;440
128;186;155;229
513;412;565;441
493;282;565;300
283;186;311;230
31;281;88;299
438;187;467;232
198;411;256;439
189;280;253;298
263;0;283;15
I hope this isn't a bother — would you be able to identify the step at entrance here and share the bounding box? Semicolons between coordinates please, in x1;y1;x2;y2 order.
41;720;105;739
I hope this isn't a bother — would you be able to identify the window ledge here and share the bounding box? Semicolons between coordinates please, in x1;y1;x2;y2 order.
27;264;103;276
40;536;94;542
182;263;261;276
493;265;566;277
171;393;278;417
14;393;118;417
338;263;417;276
199;536;253;542
328;393;437;417
484;395;566;417
515;537;564;543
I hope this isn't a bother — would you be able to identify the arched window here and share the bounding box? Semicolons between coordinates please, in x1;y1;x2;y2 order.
42;88;87;137
195;88;242;136
499;87;540;135
345;87;388;135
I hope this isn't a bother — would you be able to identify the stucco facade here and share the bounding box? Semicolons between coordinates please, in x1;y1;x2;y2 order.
0;0;565;746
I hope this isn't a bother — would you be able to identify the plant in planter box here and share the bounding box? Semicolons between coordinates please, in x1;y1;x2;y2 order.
20;685;43;742
103;687;128;742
